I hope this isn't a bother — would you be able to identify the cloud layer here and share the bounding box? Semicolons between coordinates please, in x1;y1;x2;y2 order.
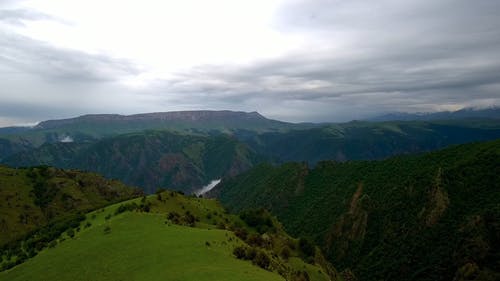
0;0;499;126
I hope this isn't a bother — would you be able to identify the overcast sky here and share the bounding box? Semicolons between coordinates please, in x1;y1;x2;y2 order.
1;0;499;126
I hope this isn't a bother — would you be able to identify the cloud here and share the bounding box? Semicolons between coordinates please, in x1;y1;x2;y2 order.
0;8;57;26
0;32;140;82
140;0;500;121
0;0;499;125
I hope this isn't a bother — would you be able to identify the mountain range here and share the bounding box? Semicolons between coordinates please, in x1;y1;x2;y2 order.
0;109;498;281
2;110;500;194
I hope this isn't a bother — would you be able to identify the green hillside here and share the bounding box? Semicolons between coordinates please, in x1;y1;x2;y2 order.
213;140;500;281
1;191;340;281
0;165;141;247
4;131;259;194
243;120;500;164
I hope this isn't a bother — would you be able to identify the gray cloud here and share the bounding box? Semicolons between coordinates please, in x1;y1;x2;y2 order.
143;0;500;121
0;8;57;26
1;0;500;125
0;32;140;82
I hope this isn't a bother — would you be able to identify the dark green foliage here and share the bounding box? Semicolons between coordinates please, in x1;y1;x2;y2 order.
103;226;111;234
166;211;198;227
243;120;500;165
4;131;259;194
233;246;246;259
216;140;500;281
253;251;271;270
240;208;275;234
233;245;270;270
114;202;139;215
0;214;85;271
298;238;315;259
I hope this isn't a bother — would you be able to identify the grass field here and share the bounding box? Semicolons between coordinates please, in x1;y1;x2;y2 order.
0;209;284;281
0;192;338;281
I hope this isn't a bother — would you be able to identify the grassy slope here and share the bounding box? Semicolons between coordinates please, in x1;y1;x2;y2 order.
0;165;141;246
1;193;336;281
214;140;500;281
1;213;283;281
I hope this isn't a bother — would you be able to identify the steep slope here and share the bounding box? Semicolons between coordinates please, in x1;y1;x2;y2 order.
243;120;500;164
1;191;340;281
212;140;500;281
4;131;260;194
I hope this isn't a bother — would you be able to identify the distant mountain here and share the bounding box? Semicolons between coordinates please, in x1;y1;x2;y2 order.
34;110;284;130
211;140;500;281
4;131;260;194
3;119;500;194
0;110;306;160
368;107;500;122
242;119;500;164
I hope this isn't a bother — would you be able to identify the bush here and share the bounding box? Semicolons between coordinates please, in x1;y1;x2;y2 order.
246;233;264;247
234;228;248;240
48;240;57;248
233;246;246;259
253;251;271;270
103;226;111;234
280;245;291;260
245;247;257;260
240;208;275;234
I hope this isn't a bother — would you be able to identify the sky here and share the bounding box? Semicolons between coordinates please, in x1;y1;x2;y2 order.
0;0;499;126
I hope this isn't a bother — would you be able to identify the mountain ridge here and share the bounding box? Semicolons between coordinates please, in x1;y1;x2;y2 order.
34;110;274;129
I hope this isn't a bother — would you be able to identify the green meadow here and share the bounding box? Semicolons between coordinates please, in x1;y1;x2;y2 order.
0;210;283;281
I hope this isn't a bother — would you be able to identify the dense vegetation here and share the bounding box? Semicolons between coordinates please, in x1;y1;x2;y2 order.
213;140;500;281
241;119;500;164
0;190;340;281
4;131;259;194
0;165;142;270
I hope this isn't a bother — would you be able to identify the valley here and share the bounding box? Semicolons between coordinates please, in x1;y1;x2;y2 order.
0;110;499;281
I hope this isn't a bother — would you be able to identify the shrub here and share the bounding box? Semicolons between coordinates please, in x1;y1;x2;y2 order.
234;228;248;240
240;208;275;234
103;226;111;234
233;246;246;259
253;251;271;270
280;245;291;260
245;247;257;260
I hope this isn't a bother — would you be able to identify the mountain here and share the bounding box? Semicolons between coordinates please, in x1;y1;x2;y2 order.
0;165;141;247
368;107;500;122
1;182;340;281
0;110;300;152
211;140;500;281
242;119;500;164
3;118;500;194
3;131;260;194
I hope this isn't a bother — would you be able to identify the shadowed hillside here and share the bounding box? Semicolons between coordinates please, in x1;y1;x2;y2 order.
4;131;259;194
212;140;500;281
